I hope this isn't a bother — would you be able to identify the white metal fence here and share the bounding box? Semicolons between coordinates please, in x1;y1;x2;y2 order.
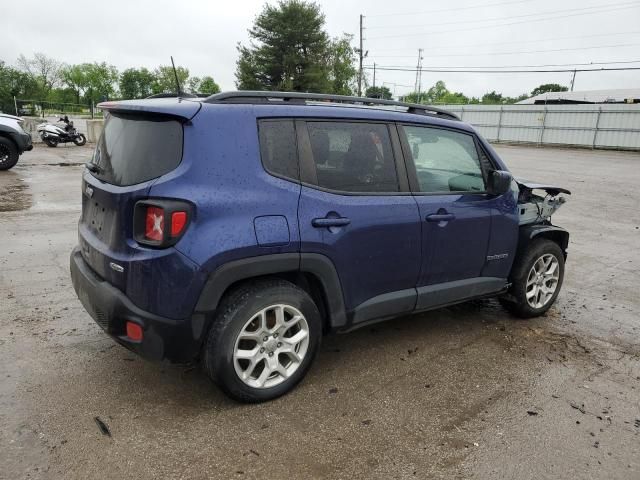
439;104;640;151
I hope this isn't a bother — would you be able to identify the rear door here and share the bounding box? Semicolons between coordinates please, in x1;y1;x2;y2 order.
296;120;421;322
398;124;502;308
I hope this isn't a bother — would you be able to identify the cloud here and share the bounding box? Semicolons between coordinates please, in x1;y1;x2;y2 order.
1;0;638;96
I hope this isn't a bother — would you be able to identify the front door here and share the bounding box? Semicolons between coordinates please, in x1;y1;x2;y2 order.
398;124;503;309
296;120;421;321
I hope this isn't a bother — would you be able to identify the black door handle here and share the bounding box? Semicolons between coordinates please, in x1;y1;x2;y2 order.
426;213;455;222
312;217;351;228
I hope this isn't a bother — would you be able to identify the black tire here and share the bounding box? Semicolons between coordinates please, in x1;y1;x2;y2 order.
44;137;58;148
203;278;322;403
0;137;19;171
73;134;86;146
500;238;565;318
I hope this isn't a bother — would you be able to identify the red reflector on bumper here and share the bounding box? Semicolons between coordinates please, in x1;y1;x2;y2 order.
126;322;143;341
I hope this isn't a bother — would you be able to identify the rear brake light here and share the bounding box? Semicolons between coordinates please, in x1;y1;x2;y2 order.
134;199;192;248
145;206;165;241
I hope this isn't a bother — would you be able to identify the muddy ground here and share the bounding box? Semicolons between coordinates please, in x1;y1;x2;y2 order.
1;143;639;479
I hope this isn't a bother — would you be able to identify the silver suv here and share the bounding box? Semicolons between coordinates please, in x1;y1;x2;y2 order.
0;113;33;170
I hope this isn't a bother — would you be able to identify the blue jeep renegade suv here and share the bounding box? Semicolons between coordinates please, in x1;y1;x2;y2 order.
70;91;570;402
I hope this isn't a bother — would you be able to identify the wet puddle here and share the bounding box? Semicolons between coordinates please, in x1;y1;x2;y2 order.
0;176;33;212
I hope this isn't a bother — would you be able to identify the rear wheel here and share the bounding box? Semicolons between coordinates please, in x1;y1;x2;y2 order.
44;137;58;148
500;239;565;318
0;137;19;170
73;134;86;146
203;279;322;403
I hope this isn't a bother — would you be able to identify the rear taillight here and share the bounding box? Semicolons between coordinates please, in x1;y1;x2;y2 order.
145;206;165;241
134;199;193;248
171;211;188;237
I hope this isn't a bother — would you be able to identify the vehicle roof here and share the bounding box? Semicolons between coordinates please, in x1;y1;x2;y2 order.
198;101;475;132
98;96;475;133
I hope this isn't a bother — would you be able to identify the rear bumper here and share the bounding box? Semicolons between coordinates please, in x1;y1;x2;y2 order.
70;247;202;363
11;131;32;153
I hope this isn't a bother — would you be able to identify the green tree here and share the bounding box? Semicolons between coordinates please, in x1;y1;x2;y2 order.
365;86;392;100
504;93;529;104
481;91;505;104
531;83;568;96
153;65;189;94
119;67;155;99
423;80;449;103
439;91;469;104
401;81;468;104
62;64;91;103
235;0;332;92
400;91;422;103
199;76;221;94
188;76;201;94
83;62;119;103
327;34;358;95
16;52;63;95
0;61;40;112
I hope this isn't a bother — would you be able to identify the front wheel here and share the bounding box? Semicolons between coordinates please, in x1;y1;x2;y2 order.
0;137;19;170
500;239;565;318
73;134;86;146
203;279;322;403
44;137;58;147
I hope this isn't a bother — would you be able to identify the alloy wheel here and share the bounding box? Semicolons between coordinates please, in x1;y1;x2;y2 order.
0;144;9;165
526;253;560;309
233;304;310;389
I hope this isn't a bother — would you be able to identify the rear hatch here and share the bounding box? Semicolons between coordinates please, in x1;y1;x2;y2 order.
79;99;200;291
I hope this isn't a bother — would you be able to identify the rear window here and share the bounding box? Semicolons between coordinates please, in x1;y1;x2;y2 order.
306;122;399;193
258;119;299;181
91;112;183;186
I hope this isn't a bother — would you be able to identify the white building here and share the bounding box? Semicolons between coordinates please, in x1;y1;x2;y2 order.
517;88;640;104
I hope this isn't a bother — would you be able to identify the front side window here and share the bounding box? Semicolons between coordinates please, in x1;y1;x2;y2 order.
307;122;399;193
403;126;485;193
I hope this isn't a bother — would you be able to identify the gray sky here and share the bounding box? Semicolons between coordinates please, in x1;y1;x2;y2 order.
2;0;639;98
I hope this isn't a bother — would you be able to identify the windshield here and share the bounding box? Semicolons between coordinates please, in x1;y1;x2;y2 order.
90;112;183;186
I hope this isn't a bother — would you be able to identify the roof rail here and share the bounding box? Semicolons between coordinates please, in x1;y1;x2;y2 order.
204;91;460;121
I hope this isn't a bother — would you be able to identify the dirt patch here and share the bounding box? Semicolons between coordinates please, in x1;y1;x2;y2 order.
0;180;32;212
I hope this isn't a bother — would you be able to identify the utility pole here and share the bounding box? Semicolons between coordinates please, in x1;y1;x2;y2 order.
358;14;364;97
415;48;424;102
570;70;577;91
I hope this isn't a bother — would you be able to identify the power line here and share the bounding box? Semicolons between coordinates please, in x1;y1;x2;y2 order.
367;4;639;40
366;0;535;18
366;1;638;30
370;30;640;55
363;66;640;73
371;42;640;59
365;60;640;69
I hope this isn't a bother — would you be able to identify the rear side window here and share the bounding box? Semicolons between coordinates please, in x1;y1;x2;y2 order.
91;112;183;186
306;122;399;193
258;120;299;181
402;125;485;193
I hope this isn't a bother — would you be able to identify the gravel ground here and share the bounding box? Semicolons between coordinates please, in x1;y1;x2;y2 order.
1;143;639;479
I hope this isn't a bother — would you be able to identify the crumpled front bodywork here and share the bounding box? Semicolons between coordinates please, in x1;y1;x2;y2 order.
515;178;571;225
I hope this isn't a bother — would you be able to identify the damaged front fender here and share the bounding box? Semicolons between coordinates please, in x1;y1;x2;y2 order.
516;178;571;226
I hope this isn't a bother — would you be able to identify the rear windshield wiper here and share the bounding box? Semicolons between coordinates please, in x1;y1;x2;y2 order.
85;162;102;174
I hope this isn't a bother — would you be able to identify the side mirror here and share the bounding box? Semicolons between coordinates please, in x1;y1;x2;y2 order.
487;170;513;195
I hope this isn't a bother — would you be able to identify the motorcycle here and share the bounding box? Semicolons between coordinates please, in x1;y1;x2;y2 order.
37;116;87;147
